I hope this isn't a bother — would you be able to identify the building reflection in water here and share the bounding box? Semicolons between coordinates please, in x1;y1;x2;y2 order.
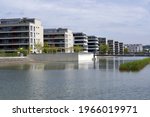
78;61;93;69
30;63;45;70
98;57;125;71
28;57;127;71
28;62;78;70
29;61;94;70
0;57;130;71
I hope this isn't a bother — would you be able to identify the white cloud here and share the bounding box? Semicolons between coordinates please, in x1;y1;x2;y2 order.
0;0;150;44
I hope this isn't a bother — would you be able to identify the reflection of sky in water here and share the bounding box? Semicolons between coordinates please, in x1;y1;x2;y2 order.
0;57;146;71
0;57;149;100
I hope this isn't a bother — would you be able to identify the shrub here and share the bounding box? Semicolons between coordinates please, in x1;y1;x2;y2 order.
119;58;150;72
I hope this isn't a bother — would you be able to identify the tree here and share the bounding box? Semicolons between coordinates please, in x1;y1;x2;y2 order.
124;48;129;54
49;45;58;54
43;42;50;53
0;50;5;56
17;47;28;56
99;44;109;55
35;42;43;53
74;45;83;53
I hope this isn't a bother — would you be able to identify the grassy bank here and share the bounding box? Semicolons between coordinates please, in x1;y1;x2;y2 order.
119;58;150;71
0;52;18;57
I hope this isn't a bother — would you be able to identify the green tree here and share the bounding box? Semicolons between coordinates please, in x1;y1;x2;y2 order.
28;46;32;54
99;44;109;55
35;42;43;53
0;50;5;56
124;48;129;54
17;48;28;56
74;45;83;53
43;42;50;53
49;45;58;54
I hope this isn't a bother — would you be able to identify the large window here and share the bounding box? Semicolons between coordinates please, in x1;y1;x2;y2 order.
0;26;29;31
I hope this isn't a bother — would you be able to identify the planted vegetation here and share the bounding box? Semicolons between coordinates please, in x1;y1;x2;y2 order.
119;58;150;72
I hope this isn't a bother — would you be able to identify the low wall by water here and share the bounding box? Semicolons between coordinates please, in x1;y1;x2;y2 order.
0;57;30;64
28;53;94;62
78;53;94;62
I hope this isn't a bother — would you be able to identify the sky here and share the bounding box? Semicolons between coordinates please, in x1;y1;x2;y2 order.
0;0;150;45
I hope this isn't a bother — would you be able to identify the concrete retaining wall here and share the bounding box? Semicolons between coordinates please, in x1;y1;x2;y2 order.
28;53;94;62
0;57;30;64
78;53;94;62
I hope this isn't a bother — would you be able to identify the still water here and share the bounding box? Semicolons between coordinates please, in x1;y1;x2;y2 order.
0;57;150;100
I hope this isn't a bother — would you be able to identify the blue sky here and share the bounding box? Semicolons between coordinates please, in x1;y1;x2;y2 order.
0;0;150;45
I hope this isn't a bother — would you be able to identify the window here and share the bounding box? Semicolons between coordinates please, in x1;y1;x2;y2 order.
30;38;33;43
30;32;32;37
30;26;32;31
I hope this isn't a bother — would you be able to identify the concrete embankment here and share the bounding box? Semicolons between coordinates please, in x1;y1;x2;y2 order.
0;57;31;65
28;53;94;62
0;53;94;64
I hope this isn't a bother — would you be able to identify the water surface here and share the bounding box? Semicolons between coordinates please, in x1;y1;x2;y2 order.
0;57;149;100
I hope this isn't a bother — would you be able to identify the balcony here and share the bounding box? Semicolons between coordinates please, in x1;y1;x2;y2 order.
74;39;88;42
0;33;29;39
75;42;87;45
88;41;99;44
0;43;29;46
0;26;29;32
0;30;29;33
47;42;65;45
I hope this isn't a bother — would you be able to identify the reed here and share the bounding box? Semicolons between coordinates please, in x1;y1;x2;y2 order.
119;58;150;71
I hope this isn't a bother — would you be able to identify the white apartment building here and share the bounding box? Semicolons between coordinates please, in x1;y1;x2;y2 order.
0;18;43;53
73;32;88;53
124;44;143;53
88;36;99;53
44;28;74;53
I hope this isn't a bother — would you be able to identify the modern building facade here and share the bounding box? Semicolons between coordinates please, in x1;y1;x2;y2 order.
88;36;99;53
73;32;88;53
143;45;150;53
98;37;107;54
0;18;43;53
98;37;107;45
114;41;119;55
119;42;124;55
107;40;114;55
124;44;143;53
44;28;74;53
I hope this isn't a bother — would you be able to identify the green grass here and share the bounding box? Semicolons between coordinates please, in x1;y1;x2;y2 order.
119;58;150;72
0;52;18;57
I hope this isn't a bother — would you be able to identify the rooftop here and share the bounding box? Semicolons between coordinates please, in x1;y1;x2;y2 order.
0;18;37;25
44;28;69;33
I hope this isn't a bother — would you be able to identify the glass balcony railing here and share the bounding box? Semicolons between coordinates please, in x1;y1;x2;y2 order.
0;26;29;32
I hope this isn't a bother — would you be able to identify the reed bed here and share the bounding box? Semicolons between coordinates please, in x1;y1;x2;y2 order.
119;58;150;72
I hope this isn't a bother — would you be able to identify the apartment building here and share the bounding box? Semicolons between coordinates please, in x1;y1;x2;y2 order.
107;40;114;55
98;37;107;54
143;45;150;53
124;44;143;53
44;28;74;53
88;36;99;53
0;18;43;53
119;42;124;55
98;37;107;45
73;32;88;53
114;41;119;55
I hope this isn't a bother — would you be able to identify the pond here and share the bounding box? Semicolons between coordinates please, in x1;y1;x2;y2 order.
0;56;149;100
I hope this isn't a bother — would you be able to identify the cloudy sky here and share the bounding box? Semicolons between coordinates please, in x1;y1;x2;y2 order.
0;0;150;45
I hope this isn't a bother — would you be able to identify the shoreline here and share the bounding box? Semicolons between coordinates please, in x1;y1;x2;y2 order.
0;55;149;66
0;57;33;65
